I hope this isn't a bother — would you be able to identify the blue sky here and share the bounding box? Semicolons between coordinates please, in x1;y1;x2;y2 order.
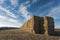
0;0;60;28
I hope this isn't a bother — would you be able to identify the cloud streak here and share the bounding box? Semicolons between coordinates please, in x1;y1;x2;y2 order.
18;4;31;21
10;0;19;7
47;6;60;20
0;6;16;18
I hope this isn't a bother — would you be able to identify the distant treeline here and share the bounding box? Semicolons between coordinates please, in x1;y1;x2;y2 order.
0;27;18;30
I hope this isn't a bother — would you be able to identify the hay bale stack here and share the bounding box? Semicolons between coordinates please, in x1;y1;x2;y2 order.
20;16;55;35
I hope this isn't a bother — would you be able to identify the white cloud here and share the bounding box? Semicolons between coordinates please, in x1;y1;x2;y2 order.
18;4;31;20
0;15;6;19
10;0;18;7
0;23;22;28
47;6;60;20
0;6;22;27
0;15;22;27
17;0;37;20
0;6;16;18
23;0;37;7
0;0;6;4
21;1;31;8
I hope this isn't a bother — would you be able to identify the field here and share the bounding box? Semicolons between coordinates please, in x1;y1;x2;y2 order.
0;29;60;40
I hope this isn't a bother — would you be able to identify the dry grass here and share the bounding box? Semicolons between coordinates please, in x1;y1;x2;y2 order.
0;29;60;40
